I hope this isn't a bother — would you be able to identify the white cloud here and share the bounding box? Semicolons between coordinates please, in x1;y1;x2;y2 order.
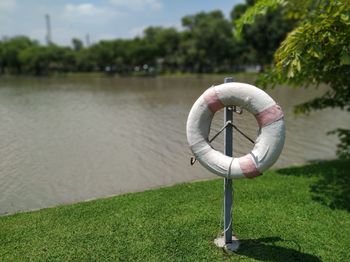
0;0;16;12
93;33;118;42
109;0;162;11
62;3;119;20
39;3;123;45
65;3;98;16
128;25;147;38
128;22;183;38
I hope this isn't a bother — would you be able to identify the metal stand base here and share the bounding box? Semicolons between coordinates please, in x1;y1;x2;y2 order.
214;236;240;252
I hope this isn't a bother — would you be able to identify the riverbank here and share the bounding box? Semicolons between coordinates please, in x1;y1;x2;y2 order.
1;160;349;261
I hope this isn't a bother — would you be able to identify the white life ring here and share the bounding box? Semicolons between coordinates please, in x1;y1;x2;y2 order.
186;82;285;179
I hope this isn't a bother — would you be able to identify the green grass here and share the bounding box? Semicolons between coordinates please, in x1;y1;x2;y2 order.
1;160;349;261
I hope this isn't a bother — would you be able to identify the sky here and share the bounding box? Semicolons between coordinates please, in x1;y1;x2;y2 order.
1;0;243;46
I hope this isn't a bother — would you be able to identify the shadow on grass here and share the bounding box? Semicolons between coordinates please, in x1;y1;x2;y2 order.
276;159;350;212
237;237;320;261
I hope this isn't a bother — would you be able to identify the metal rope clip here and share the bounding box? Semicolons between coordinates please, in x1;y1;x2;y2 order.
190;157;197;165
232;106;243;114
189;118;255;166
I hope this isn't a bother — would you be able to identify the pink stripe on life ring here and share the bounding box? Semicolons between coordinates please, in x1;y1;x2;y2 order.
239;154;261;178
255;104;284;128
203;87;224;113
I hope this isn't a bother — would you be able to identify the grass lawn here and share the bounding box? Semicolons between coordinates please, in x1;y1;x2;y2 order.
1;160;349;261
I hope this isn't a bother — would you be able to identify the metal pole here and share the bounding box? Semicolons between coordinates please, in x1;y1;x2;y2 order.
45;14;52;45
224;77;234;244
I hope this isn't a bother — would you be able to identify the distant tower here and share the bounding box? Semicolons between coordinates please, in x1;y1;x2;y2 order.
85;34;90;47
45;14;52;45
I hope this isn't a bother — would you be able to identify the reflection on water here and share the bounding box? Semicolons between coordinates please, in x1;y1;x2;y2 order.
0;75;349;215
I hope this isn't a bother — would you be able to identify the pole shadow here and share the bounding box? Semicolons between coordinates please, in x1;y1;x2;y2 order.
236;237;321;262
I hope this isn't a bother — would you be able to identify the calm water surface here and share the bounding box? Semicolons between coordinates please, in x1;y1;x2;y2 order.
0;75;349;215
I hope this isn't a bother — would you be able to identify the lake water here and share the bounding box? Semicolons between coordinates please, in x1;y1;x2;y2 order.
0;75;349;215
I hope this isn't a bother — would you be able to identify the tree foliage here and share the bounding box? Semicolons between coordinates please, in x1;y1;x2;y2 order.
0;36;36;73
236;0;350;158
231;0;296;70
180;10;234;73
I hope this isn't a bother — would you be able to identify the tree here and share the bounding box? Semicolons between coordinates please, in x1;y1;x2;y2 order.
126;37;157;68
0;41;4;74
0;36;36;73
75;48;95;72
180;10;234;73
143;26;181;72
19;44;76;75
235;0;350;158
89;40;115;72
231;0;296;70
19;45;48;75
72;38;84;51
